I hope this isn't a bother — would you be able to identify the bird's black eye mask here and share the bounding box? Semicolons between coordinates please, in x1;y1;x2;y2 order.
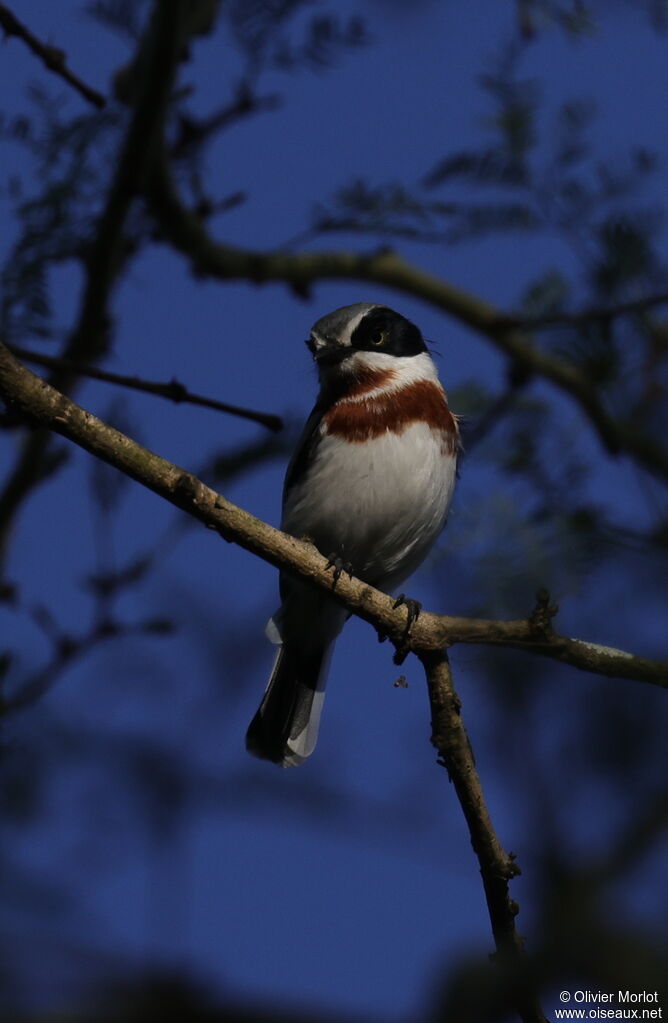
350;307;427;357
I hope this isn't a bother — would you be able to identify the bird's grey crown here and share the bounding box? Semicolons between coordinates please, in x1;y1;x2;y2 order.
310;302;379;347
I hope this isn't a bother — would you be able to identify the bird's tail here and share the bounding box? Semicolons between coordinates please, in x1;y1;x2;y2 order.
245;640;333;767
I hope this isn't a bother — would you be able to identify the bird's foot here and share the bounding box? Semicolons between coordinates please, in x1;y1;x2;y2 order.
393;594;422;630
325;553;354;588
392;594;422;665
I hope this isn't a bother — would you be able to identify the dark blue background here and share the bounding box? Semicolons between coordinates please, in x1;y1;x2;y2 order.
1;3;666;1020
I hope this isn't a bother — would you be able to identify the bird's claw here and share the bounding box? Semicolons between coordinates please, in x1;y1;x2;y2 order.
392;594;422;631
325;553;354;588
392;594;422;665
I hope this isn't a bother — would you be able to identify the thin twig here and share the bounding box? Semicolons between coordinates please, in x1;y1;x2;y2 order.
1;342;665;690
0;3;106;108
7;345;283;432
172;86;281;158
1;616;171;714
420;650;549;1023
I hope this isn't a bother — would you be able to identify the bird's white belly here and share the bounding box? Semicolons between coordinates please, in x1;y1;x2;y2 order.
283;422;456;588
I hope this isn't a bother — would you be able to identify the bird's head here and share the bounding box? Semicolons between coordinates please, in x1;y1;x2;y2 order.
306;303;428;383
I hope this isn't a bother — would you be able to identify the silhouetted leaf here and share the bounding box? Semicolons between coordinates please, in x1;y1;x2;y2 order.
592;214;659;296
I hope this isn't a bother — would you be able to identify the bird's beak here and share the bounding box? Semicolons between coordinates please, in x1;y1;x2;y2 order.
306;333;350;365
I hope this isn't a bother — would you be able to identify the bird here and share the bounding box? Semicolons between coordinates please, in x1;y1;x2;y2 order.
246;302;459;766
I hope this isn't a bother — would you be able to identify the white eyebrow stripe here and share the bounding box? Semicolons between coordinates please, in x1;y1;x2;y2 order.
338;305;380;346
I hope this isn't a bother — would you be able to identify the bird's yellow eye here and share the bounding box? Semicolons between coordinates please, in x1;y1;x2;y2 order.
371;330;386;346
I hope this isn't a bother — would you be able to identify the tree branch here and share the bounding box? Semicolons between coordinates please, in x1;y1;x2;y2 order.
7;345;284;432
1;342;665;690
146;153;668;483
421;649;548;1023
0;3;106;108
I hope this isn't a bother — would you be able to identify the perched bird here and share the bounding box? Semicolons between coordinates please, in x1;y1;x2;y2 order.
246;303;459;766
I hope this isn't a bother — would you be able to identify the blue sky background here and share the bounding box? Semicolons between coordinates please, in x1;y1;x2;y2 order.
1;2;667;1021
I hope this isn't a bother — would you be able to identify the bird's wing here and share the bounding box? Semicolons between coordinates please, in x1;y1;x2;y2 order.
282;401;325;508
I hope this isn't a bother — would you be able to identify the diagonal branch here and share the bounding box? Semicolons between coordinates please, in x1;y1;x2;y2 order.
146;152;668;483
1;341;666;690
7;345;284;432
421;649;548;1023
0;3;106;108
